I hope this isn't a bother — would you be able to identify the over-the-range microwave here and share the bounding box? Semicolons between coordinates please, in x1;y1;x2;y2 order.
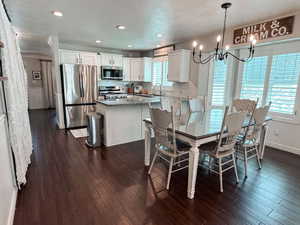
101;66;123;80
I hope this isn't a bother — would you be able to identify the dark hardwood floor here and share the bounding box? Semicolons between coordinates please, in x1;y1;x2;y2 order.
13;110;300;225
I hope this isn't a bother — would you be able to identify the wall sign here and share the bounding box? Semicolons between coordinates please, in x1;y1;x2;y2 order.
233;16;295;45
153;45;175;57
32;71;41;80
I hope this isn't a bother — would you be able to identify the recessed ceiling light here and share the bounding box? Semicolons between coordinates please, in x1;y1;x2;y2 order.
116;25;126;30
157;33;163;38
156;44;161;48
52;10;63;17
96;40;102;43
128;45;133;48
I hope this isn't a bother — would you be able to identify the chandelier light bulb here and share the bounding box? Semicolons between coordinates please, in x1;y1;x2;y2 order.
252;39;257;45
217;35;221;42
192;41;198;48
225;45;230;51
199;45;204;51
249;35;255;42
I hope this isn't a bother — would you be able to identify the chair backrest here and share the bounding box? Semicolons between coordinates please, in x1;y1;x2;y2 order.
217;106;247;154
161;97;182;116
188;96;206;112
149;107;177;154
245;104;270;143
232;98;257;114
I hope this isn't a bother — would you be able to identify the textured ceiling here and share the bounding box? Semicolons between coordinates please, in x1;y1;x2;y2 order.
5;0;300;51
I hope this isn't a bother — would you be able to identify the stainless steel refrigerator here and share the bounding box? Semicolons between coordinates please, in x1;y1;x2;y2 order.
60;64;98;130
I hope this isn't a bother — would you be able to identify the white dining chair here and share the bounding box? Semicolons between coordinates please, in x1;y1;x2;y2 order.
188;96;207;113
199;106;247;192
148;107;190;190
236;104;271;178
231;98;258;114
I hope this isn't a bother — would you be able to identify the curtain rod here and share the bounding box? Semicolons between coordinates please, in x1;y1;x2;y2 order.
2;0;11;22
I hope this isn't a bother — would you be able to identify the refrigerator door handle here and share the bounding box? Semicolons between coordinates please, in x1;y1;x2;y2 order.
78;71;84;98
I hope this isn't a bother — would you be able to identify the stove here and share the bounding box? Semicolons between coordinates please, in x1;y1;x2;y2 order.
99;86;128;100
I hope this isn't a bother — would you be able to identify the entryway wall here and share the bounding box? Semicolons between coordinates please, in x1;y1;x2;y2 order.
22;54;52;110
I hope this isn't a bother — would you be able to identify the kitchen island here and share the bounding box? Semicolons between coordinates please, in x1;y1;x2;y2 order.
96;95;160;146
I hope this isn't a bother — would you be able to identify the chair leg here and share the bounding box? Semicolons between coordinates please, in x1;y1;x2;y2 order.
218;158;223;193
148;150;159;175
166;158;174;190
232;153;239;184
255;146;262;169
244;149;248;178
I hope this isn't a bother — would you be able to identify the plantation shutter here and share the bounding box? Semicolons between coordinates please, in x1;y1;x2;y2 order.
267;53;300;114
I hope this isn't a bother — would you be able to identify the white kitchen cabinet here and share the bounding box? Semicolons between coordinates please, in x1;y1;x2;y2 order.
122;57;131;81
168;49;191;82
100;53;123;67
59;49;80;64
130;57;152;82
79;51;98;65
59;49;97;65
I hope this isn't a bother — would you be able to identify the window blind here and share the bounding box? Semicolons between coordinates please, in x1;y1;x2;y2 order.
267;53;300;114
152;57;172;87
162;61;172;86
211;60;228;106
152;61;162;86
240;56;268;104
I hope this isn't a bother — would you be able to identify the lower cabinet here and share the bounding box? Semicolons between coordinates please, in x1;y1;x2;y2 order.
96;102;160;146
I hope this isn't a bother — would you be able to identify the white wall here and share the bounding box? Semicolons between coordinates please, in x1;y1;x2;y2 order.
48;36;64;128
22;56;48;109
0;115;17;225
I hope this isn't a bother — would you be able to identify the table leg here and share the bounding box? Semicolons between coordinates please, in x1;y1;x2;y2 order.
187;144;199;199
144;124;151;166
259;125;268;160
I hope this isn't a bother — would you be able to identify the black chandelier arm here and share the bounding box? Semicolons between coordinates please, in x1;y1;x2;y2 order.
226;50;254;62
192;53;216;64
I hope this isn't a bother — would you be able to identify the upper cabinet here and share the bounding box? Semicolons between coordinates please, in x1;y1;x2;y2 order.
59;49;98;65
122;57;131;81
130;57;152;82
168;49;191;82
59;49;80;64
80;51;98;65
100;53;123;67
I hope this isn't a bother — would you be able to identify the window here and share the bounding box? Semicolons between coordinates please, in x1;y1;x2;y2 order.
152;60;162;86
237;47;300;116
267;53;300;114
210;60;228;106
240;56;268;104
152;57;172;87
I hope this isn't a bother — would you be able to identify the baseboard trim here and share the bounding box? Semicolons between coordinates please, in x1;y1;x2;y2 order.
7;188;17;225
266;142;300;156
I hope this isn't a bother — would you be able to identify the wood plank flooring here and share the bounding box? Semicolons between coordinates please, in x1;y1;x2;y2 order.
13;110;300;225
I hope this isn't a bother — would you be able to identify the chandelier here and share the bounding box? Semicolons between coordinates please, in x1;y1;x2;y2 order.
192;2;257;64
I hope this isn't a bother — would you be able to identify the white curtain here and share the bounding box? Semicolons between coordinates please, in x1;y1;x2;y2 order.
0;1;32;186
41;60;55;108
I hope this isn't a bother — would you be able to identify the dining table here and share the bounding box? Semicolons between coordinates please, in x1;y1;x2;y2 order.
143;108;271;199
